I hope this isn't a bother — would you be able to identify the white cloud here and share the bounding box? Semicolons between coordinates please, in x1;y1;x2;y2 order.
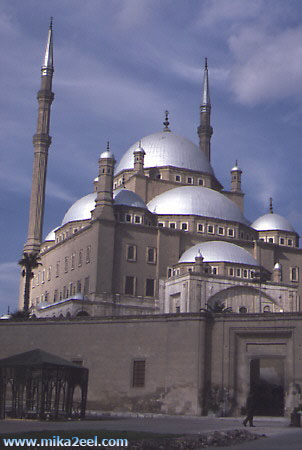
229;26;302;105
198;0;265;28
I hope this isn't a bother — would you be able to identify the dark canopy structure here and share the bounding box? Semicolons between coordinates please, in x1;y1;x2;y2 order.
0;349;88;420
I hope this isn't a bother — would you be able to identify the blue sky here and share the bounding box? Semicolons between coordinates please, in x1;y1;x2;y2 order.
1;0;302;313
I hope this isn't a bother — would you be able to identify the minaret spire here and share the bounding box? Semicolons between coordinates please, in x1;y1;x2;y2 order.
24;20;55;254
197;58;213;161
269;197;273;214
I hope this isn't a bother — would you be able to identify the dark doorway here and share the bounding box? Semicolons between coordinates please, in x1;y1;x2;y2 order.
250;358;284;416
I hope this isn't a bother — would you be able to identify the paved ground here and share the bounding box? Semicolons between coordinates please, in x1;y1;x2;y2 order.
0;414;298;438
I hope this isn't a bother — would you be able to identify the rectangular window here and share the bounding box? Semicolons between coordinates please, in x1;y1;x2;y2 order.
197;223;204;233
291;267;299;281
63;286;67;298
84;277;90;295
125;276;135;295
132;360;146;388
78;250;83;267
167;268;172;278
228;228;234;237
169;222;176;229
41;270;45;283
208;225;214;234
146;247;156;264
212;267;218;275
158;222;164;227
71;253;75;270
218;227;224;235
181;222;188;231
77;280;82;293
243;269;248;278
64;256;68;273
69;282;73;297
236;268;241;277
126;244;137;261
86;246;91;263
229;267;234;276
280;237;285;245
288;239;293;246
175;175;181;182
54;290;58;302
134;215;141;224
47;267;51;281
55;262;60;277
125;214;132;222
145;278;155;297
268;237;274;243
187;177;193;184
198;178;203;186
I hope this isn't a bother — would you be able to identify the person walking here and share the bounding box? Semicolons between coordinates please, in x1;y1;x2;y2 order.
243;391;256;427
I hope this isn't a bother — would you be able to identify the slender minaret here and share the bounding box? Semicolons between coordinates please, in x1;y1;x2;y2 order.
24;19;54;254
93;142;116;220
230;160;242;192
133;140;145;174
197;58;213;161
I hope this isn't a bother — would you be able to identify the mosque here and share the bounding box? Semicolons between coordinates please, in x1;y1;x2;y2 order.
12;23;302;417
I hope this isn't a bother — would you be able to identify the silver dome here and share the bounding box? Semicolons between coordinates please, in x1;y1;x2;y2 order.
147;186;250;225
115;131;214;175
251;213;295;233
179;241;259;265
114;189;147;209
61;189;147;226
44;226;60;241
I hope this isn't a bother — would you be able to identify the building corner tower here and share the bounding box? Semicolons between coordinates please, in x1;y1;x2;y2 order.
197;58;213;162
24;20;54;254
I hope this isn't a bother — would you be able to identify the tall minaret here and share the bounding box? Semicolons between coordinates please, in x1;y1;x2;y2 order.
24;19;54;254
197;58;213;162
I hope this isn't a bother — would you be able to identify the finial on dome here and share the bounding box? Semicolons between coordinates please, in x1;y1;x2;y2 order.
42;17;54;75
269;197;273;214
163;110;171;132
205;57;208;70
50;16;53;29
235;159;238;166
107;141;110;151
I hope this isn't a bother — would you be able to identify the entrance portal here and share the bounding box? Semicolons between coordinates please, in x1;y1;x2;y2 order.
250;358;284;416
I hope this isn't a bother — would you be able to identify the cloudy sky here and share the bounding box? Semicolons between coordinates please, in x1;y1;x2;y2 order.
1;0;302;313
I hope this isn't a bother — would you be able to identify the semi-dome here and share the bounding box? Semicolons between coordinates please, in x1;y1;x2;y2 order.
147;186;250;225
61;189;147;226
44;226;60;241
115;131;214;175
179;241;259;266
114;189;147;209
251;213;295;233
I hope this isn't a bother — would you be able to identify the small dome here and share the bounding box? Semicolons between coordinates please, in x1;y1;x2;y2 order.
61;189;147;226
115;131;214;175
147;186;249;225
100;150;114;159
62;193;96;226
114;189;147;209
251;213;295;233
179;241;259;266
44;226;60;241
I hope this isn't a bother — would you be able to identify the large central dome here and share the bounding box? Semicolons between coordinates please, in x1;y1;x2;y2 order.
115;131;214;175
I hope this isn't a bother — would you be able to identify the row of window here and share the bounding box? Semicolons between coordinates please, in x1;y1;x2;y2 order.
260;236;295;246
126;245;156;263
33;247;91;287
159;221;237;237
167;266;256;279
118;213;151;225
114;174;205;187
125;276;155;297
33;277;90;305
55;226;86;243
